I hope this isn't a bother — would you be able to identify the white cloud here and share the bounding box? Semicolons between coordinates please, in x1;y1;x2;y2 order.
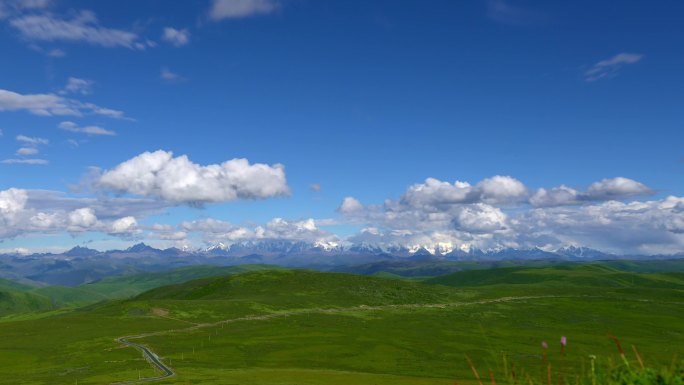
530;185;580;207
338;196;364;214
335;175;668;254
0;188;27;221
531;177;653;207
0;88;124;118
16;147;38;155
486;0;545;26
14;0;51;9
0;188;28;238
109;216;139;235
309;183;321;192
584;53;643;82
1;158;48;165
0;188;168;241
512;197;684;254
16;134;48;146
452;204;507;233
400;176;527;209
0;0;51;18
96;150;290;204
476;175;528;204
209;0;279;20
67;207;98;230
160;67;183;82
9;11;141;48
178;217;336;246
58;121;115;136
47;48;65;57
61;77;93;95
585;177;652;200
162;27;190;47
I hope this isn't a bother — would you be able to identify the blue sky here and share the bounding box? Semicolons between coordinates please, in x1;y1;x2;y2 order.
1;0;683;255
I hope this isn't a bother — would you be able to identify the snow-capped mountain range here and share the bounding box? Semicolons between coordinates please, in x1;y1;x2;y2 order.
1;240;681;287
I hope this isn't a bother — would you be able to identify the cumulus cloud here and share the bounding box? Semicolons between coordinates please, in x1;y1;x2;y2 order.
9;11;142;48
0;188;27;222
452;204;507;233
109;216;139;235
584;53;643;82
0;88;125;118
162;27;190;47
67;207;98;230
512;197;684;254
209;0;279;20
530;177;653;207
335;175;668;254
585;177;653;200
96;150;290;204
476;175;528;204
338;196;364;214
0;188;153;240
58;121;115;136
174;217;337;247
400;176;527;209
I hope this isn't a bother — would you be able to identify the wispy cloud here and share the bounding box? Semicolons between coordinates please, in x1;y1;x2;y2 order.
0;88;125;118
17;134;48;146
9;10;145;49
486;0;546;26
60;77;93;95
209;0;280;21
16;147;39;156
1;158;49;165
584;53;643;82
47;48;65;57
58;121;115;136
160;67;183;82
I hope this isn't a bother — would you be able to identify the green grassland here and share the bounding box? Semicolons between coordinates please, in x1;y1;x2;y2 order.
0;264;281;315
0;264;682;384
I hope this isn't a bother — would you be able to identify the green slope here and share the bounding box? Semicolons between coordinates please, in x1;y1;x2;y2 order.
30;264;280;307
0;277;37;292
0;268;683;384
424;263;684;288
136;269;465;307
0;289;53;317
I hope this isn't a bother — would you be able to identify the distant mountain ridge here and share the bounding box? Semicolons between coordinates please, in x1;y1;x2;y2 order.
0;240;682;287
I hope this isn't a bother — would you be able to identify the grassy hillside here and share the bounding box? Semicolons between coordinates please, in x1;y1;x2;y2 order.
26;264;280;307
425;264;684;289
136;269;467;307
0;289;53;317
340;258;684;279
0;277;37;292
0;267;682;384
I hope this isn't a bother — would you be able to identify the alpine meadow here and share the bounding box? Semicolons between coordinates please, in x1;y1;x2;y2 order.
0;1;683;384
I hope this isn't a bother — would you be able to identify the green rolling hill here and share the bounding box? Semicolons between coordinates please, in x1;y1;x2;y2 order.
0;264;683;384
0;289;54;317
424;264;684;289
25;264;281;307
